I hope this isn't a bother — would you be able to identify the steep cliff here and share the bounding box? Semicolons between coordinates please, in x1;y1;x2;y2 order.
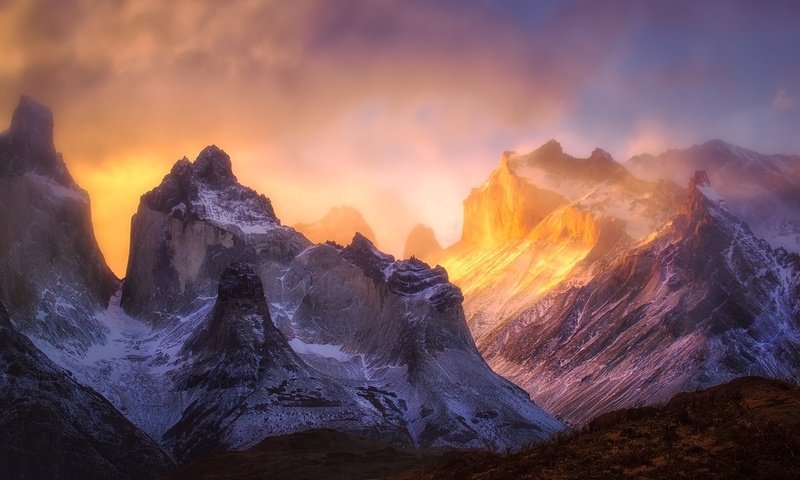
481;171;800;423
0;299;172;479
0;96;116;354
122;145;309;324
433;141;677;340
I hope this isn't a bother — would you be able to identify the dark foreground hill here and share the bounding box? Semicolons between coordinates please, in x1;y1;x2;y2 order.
167;429;445;480
392;376;800;480
168;377;800;480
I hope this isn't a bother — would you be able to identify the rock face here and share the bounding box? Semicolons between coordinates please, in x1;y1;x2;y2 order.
403;224;442;261
294;205;378;247
122;145;309;324
628;139;800;253
164;262;410;463
479;171;800;423
0;299;173;479
0;96;116;354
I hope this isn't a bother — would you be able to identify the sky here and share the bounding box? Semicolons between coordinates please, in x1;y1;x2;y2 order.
1;0;799;276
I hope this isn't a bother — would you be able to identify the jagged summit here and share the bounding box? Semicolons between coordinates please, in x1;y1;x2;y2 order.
0;95;74;185
628;140;800;254
140;145;278;231
533;139;563;157
341;232;395;279
339;233;463;312
193;145;236;186
589;147;614;162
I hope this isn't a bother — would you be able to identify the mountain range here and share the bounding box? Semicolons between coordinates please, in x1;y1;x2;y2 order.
1;96;798;477
425;140;800;424
0;97;560;475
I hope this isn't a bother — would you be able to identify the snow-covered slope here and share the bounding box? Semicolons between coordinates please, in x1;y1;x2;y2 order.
0;96;116;355
480;171;800;424
0;299;172;479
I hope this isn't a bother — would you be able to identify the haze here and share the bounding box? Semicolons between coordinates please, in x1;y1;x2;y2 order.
1;0;798;276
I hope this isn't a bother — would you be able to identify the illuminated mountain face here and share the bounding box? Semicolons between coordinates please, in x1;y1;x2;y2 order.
437;142;800;424
431;141;680;340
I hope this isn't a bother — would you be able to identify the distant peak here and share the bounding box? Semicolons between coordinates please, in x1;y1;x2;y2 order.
12;95;54;136
535;139;564;156
9;95;55;154
589;148;614;162
194;145;235;185
1;95;74;185
702;139;732;149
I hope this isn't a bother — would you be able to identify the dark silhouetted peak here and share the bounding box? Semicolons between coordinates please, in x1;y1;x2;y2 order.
534;139;564;157
183;263;273;357
690;170;711;189
194;145;235;186
217;262;265;303
589;147;614;162
341;233;394;282
10;96;54;149
0;96;75;185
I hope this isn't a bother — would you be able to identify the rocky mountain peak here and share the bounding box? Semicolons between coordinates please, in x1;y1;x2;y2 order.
339;233;463;311
217;262;265;303
534;139;564;157
341;232;394;282
0;96;74;185
589;147;614;162
193;145;235;186
10;95;54;148
686;170;718;218
183;263;274;357
140;146;278;227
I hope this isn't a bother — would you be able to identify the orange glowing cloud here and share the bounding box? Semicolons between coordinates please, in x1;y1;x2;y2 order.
4;1;795;276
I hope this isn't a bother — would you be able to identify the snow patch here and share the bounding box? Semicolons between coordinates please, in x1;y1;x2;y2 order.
288;337;353;362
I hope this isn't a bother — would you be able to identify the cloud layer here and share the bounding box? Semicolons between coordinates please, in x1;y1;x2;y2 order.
1;0;798;274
